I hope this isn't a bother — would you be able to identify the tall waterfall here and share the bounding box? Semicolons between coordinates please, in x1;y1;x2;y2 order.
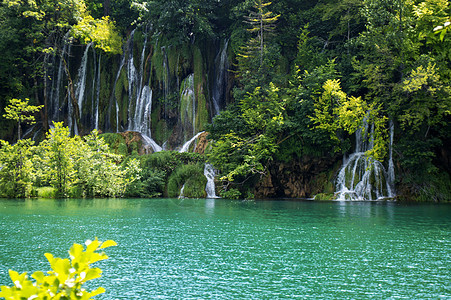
212;39;229;116
121;30;161;152
204;163;219;198
48;33;71;124
94;52;101;130
180;73;196;137
387;121;395;196
199;41;229;198
335;121;395;201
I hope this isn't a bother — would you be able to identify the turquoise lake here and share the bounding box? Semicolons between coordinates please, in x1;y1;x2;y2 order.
0;198;450;298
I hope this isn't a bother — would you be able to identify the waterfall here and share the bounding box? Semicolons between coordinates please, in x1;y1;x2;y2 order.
212;39;229;116
123;31;162;153
179;131;205;153
204;163;219;198
67;41;73;134
335;120;395;201
94;52;101;130
75;43;92;118
126;30;139;130
180;74;196;136
387;120;395;197
141;134;162;152
178;184;185;199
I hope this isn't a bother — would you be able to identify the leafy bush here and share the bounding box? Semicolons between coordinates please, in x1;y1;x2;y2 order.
36;186;57;198
167;163;207;198
125;168;166;198
0;139;35;198
0;238;116;299
220;188;242;200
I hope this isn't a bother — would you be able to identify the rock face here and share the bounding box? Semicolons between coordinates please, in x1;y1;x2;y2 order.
254;155;340;199
194;132;210;155
118;131;146;155
44;30;231;151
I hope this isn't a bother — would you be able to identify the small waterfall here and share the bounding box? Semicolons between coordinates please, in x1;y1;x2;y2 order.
212;39;229;116
180;73;196;138
179;131;205;153
178;184;185;199
204;163;219;198
387;120;395;197
335;120;395;201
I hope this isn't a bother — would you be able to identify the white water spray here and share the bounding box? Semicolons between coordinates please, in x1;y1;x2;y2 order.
204;163;219;198
179;131;205;153
335;120;395;201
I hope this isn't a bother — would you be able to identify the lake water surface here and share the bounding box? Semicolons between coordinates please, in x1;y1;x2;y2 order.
0;198;450;298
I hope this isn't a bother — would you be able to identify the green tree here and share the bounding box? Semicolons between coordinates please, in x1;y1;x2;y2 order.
309;79;388;161
244;0;280;66
132;0;217;45
39;122;78;197
0;0;123;133
76;130;141;197
0;139;35;198
208;83;284;193
3;98;43;140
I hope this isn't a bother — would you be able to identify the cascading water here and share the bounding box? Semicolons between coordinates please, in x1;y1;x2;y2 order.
335;120;395;201
180;73;196;138
123;31;162;152
212;39;229;116
49;33;71;123
199;41;230;198
73;42;93;135
387;120;395;197
94;52;101;130
204;163;219;198
178;184;186;199
179;131;205;153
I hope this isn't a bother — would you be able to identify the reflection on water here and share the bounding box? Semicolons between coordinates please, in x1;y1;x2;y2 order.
0;198;449;299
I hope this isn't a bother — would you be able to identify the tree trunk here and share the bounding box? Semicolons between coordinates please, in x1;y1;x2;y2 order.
104;0;111;16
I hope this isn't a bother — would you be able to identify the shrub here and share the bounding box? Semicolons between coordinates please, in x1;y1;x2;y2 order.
36;186;57;198
167;163;207;198
0;238;116;299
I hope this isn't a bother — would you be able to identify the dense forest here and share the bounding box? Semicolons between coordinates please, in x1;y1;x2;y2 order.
0;0;450;201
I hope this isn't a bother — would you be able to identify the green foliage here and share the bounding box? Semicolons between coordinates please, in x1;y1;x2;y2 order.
309;79;389;161
36;186;57;198
167;163;207;198
0;238;116;299
38;122;78;197
125;151;205;198
3;98;43;140
75;130;141;198
395;61;451;132
0;139;35;198
313;193;334;201
219;188;242;200
31;123;141;198
132;0;217;45
208;84;284;184
72;16;123;55
100;133;128;156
